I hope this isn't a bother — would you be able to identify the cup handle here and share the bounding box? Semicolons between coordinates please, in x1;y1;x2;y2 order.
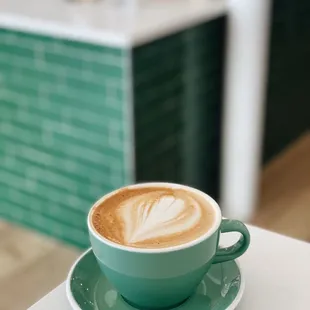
212;219;250;264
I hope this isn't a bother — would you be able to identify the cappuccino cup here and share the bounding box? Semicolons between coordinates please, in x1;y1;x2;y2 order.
88;182;250;309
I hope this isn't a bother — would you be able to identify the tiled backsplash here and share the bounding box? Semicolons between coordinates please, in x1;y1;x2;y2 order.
181;20;224;196
0;29;132;248
0;17;225;248
133;31;185;184
134;18;225;197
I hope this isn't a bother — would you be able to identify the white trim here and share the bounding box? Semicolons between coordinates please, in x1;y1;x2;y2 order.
66;249;245;310
220;0;271;220
88;182;222;254
0;14;131;47
0;1;226;47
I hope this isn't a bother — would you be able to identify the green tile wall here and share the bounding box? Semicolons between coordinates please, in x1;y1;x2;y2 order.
133;32;184;184
182;19;225;199
263;0;310;161
133;18;225;199
0;29;132;248
0;17;225;247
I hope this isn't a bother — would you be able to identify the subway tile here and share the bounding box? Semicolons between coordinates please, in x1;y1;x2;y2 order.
1;185;86;230
0;28;130;247
133;17;225;198
0;17;224;247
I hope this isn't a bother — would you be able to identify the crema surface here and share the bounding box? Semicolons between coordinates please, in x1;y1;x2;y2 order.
92;187;215;249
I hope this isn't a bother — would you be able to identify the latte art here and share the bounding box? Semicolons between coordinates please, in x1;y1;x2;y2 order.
92;186;215;249
120;193;201;245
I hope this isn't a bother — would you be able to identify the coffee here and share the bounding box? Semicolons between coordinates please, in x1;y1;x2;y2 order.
91;186;215;249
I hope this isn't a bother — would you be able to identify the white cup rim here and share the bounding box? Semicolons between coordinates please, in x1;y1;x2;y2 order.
87;182;222;254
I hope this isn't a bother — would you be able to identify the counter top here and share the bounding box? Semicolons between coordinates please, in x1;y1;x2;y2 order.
0;0;226;47
29;225;310;309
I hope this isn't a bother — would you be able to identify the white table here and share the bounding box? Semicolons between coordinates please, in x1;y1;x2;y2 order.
29;225;310;309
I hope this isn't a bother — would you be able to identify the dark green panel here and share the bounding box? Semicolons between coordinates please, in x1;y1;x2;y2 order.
263;0;310;162
133;17;226;199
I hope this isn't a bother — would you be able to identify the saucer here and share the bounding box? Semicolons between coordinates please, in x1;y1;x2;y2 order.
66;249;244;310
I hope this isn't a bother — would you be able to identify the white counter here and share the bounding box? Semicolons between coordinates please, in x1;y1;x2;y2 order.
29;225;310;309
0;0;226;46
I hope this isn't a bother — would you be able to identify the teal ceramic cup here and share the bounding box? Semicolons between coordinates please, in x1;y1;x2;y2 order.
87;183;250;310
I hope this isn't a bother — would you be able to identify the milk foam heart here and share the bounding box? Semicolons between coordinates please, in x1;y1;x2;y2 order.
91;186;215;249
120;194;201;245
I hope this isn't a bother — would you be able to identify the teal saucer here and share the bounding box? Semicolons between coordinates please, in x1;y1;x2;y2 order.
66;249;244;310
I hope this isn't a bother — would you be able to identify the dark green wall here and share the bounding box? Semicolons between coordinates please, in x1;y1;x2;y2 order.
263;0;310;162
133;17;226;200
